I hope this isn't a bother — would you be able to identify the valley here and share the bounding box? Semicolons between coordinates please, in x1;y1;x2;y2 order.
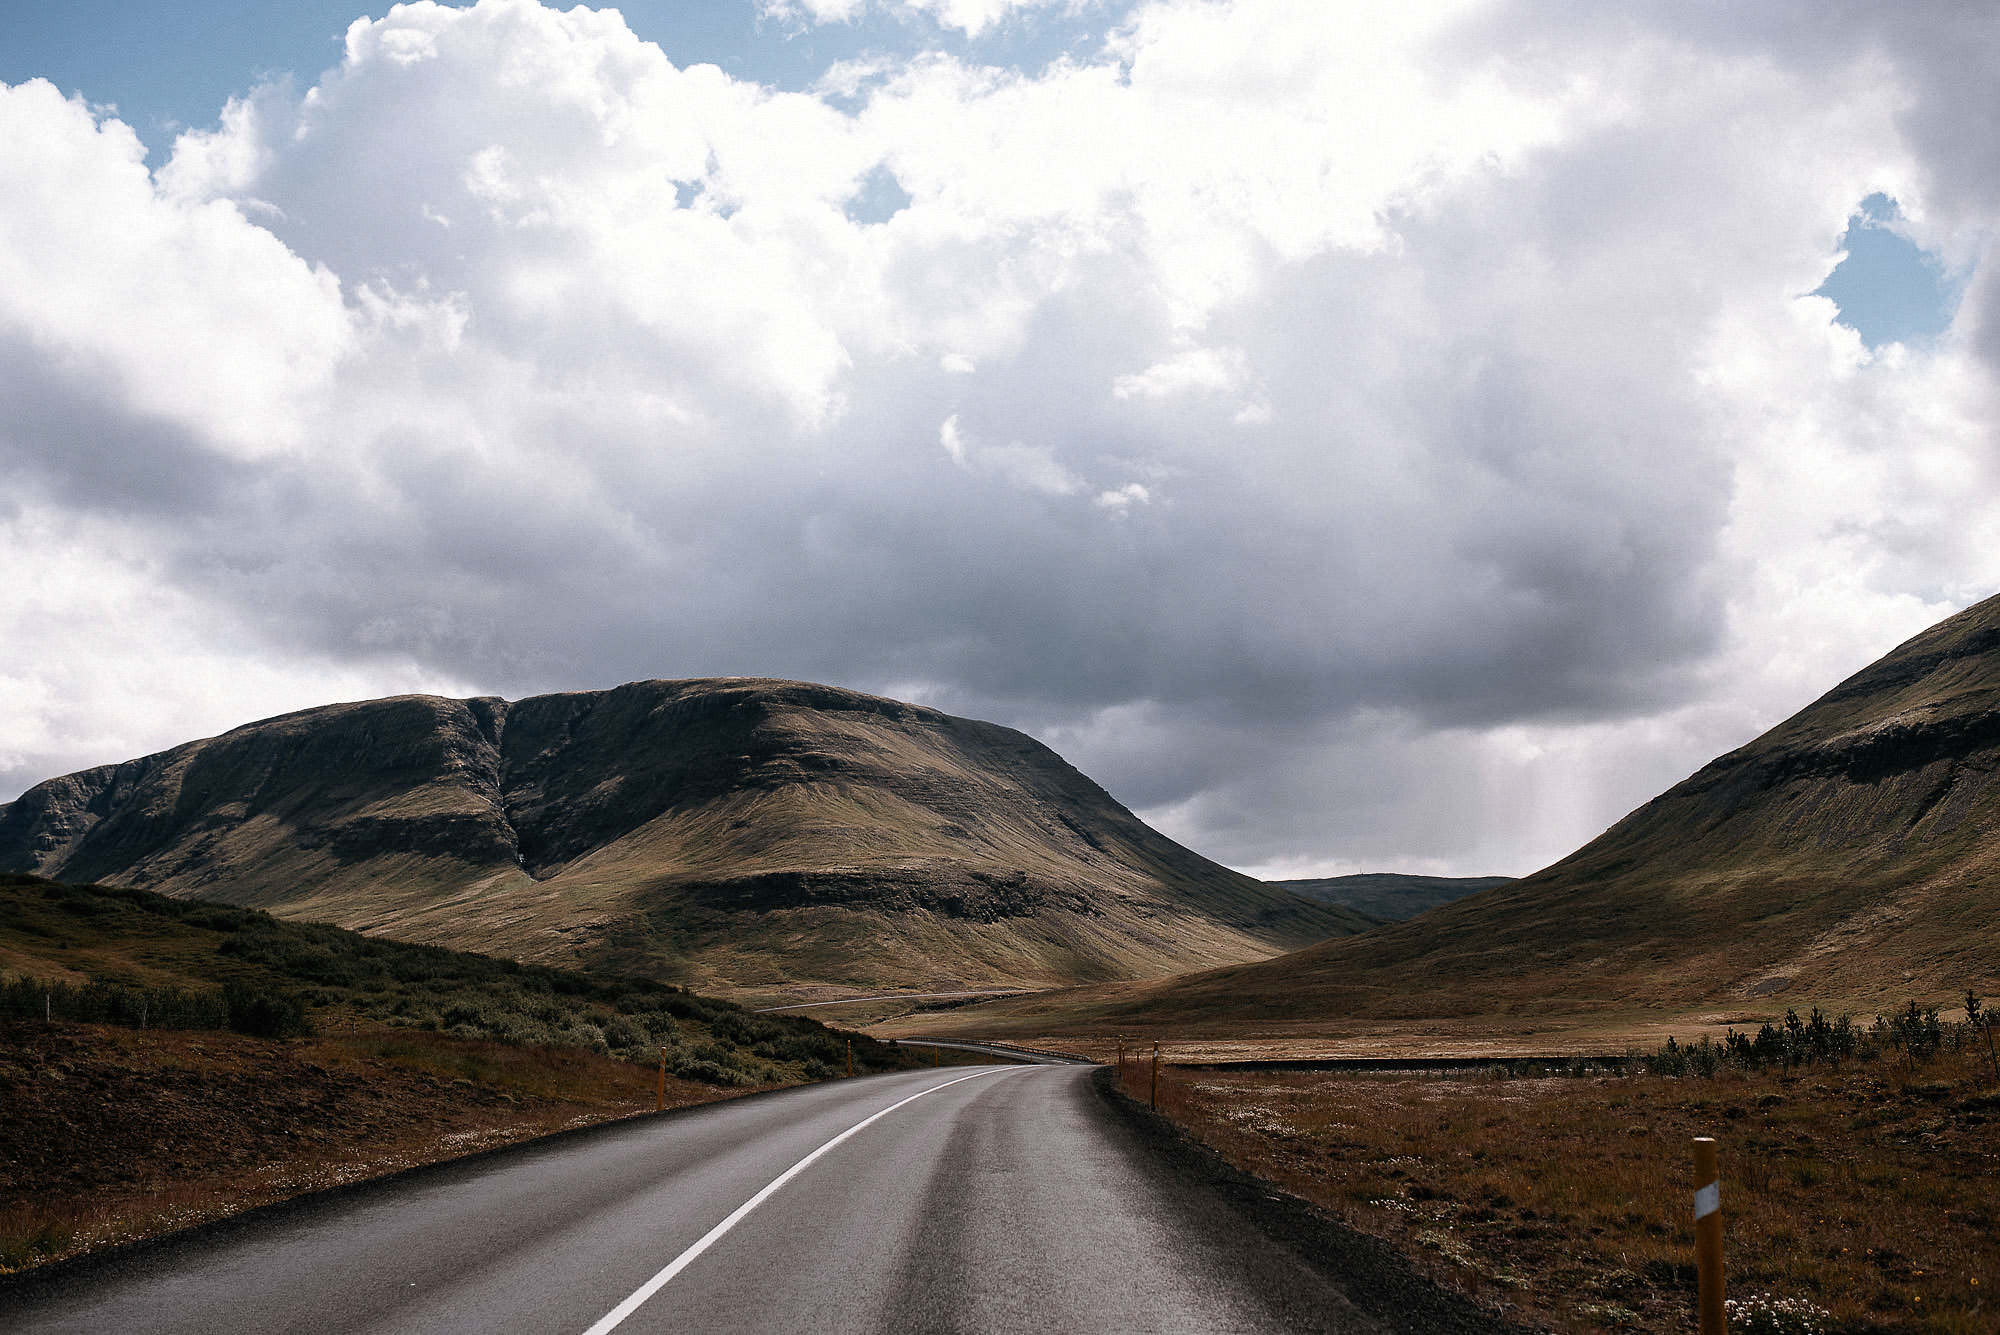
894;592;2000;1049
8;598;2000;1333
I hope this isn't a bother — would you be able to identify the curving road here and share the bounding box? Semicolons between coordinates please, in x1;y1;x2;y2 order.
1;1064;1473;1334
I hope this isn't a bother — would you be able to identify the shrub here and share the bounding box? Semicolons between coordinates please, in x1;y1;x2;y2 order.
441;1001;487;1030
670;1058;752;1087
0;975;230;1030
1652;995;1984;1078
222;983;313;1038
600;1016;645;1050
1891;1000;1944;1060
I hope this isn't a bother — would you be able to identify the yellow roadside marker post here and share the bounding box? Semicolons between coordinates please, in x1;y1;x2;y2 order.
1150;1041;1160;1109
847;1038;854;1078
657;1047;667;1112
1694;1137;1724;1334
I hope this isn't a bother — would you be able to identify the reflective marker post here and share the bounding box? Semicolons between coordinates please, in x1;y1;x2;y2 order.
1694;1136;1723;1334
657;1047;667;1112
1150;1041;1160;1109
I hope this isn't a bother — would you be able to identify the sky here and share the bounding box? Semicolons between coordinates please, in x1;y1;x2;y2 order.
2;0;1996;881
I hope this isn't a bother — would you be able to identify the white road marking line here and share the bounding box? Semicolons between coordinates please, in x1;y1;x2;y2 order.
581;1067;1012;1335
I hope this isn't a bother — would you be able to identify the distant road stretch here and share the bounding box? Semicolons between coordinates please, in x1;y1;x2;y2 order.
2;1064;1400;1334
749;990;1029;1012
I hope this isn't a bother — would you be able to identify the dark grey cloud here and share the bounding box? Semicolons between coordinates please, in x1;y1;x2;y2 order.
3;1;1998;879
0;329;247;516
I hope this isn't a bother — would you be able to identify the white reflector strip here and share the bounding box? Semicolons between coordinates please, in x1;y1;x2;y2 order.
1694;1182;1720;1219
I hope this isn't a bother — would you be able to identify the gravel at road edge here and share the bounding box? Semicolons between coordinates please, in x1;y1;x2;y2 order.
1090;1066;1529;1335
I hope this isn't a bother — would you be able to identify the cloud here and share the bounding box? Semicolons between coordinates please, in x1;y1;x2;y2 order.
0;80;349;466
1094;482;1149;512
1112;346;1249;398
939;414;1084;494
763;0;1079;39
4;0;2000;882
759;0;868;26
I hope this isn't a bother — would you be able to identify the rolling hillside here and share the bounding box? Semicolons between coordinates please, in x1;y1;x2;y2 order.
0;680;1361;999
0;872;914;1083
939;591;2000;1039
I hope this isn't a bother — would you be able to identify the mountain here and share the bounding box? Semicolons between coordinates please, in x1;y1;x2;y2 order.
0;679;1363;998
1276;874;1514;922
959;592;2000;1039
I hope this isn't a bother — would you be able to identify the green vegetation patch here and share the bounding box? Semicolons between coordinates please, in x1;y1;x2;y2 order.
0;874;912;1087
1646;996;2000;1080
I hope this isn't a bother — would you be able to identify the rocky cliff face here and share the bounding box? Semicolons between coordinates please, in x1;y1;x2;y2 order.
0;679;1362;997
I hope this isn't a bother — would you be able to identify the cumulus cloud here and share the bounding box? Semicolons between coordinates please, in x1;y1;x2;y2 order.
0;80;349;465
763;0;1080;39
4;0;2000;881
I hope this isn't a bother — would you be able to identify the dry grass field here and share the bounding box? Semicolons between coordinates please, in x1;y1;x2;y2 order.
0;1020;745;1275
1118;1048;1999;1333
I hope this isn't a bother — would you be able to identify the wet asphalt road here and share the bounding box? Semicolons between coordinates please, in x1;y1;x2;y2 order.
2;1063;1402;1334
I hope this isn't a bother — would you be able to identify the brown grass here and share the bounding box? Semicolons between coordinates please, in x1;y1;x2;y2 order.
1118;1050;1999;1332
0;1021;766;1275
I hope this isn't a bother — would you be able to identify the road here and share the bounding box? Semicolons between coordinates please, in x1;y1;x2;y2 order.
749;991;1031;1013
895;1037;1090;1064
0;1064;1472;1334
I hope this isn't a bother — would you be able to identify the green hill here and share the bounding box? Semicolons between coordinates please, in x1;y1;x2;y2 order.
0;873;911;1086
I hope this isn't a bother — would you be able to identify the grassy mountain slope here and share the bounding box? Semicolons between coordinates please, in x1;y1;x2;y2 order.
0;873;913;1085
1275;874;1514;922
0;681;1362;998
949;592;2000;1039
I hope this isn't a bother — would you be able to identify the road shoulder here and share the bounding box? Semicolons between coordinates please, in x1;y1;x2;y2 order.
1087;1067;1524;1335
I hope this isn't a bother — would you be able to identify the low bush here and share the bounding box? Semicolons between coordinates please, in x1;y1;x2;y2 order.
0;975;229;1030
1646;993;1993;1078
222;983;313;1038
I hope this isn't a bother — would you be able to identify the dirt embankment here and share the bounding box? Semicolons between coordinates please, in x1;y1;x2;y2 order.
0;1020;744;1273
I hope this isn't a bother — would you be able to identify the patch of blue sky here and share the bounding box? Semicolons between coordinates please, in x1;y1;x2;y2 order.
1813;193;1964;349
845;162;913;224
0;0;1133;164
0;0;378;151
